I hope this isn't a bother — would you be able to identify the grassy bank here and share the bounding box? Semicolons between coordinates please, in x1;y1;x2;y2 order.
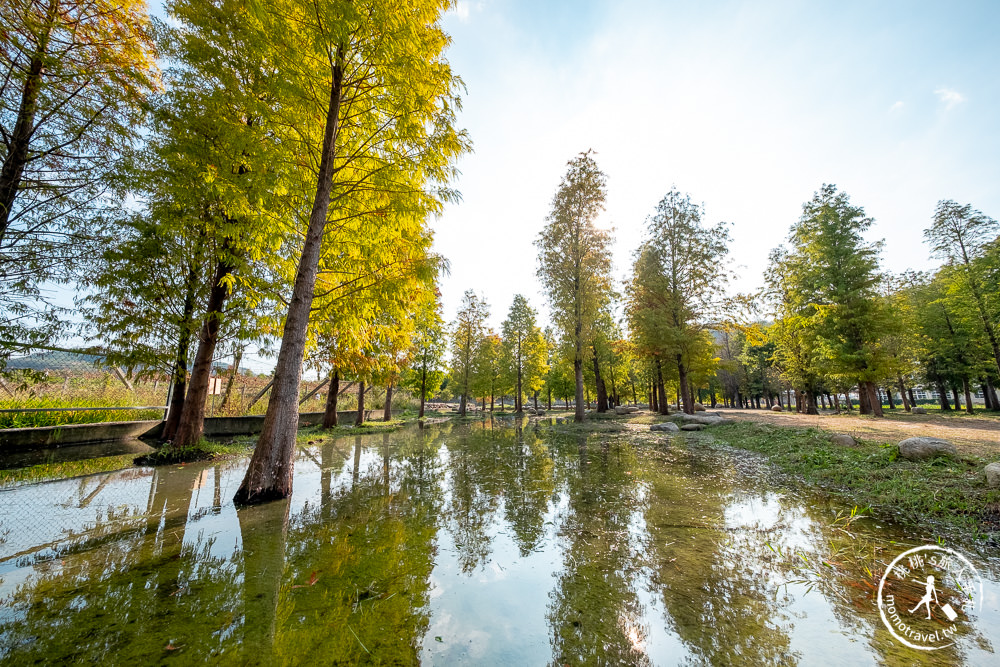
707;421;1000;540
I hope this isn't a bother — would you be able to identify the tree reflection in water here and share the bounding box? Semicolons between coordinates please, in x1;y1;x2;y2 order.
0;422;997;665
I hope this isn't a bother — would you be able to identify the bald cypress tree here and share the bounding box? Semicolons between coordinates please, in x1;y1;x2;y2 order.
535;151;613;423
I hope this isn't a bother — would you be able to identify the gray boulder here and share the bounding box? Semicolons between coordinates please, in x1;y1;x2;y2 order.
830;433;856;447
681;423;704;431
694;403;707;412
771;405;783;412
911;407;928;415
985;462;1000;489
677;414;730;426
898;437;957;461
650;422;680;433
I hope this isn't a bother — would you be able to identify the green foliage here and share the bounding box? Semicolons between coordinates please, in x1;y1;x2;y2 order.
536;151;613;419
500;295;548;410
449;290;490;410
0;0;158;345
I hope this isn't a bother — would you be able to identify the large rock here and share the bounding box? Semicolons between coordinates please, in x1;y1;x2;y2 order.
650;422;680;433
614;405;640;415
694;403;707;412
985;462;1000;489
681;423;705;431
830;433;856;447
675;414;731;426
911;407;928;415
898;437;957;461
771;405;783;412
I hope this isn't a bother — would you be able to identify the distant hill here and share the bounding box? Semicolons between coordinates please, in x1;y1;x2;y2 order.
3;351;105;373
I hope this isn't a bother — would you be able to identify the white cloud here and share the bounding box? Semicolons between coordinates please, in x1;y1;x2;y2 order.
452;1;473;22
934;87;966;110
889;100;904;112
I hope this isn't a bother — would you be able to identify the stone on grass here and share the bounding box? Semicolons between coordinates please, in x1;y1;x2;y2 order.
985;462;1000;489
681;423;704;431
830;433;856;447
650;422;680;433
771;405;783;412
911;407;927;415
694;403;707;412
897;437;957;461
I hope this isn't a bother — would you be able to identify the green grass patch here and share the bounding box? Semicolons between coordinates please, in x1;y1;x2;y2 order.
0;398;164;428
0;453;138;487
134;438;254;465
709;421;1000;539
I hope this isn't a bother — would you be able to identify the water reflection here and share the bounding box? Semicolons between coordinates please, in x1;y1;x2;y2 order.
0;422;997;665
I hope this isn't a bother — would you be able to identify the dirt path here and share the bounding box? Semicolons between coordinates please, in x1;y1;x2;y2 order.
723;408;1000;458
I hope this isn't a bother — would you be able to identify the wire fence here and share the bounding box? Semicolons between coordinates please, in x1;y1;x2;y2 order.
0;342;403;429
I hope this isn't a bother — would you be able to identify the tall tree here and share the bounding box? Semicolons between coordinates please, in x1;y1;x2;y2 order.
400;292;447;419
235;0;467;504
449;290;489;416
501;294;542;413
626;189;730;414
924;200;1000;377
0;0;157;344
535;151;612;422
782;185;891;416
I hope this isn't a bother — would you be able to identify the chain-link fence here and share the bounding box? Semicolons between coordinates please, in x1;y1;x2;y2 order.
0;342;402;430
0;342;168;428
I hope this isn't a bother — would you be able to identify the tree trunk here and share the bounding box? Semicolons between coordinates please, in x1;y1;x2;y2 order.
174;255;235;447
897;377;911;412
218;347;244;413
592;347;608;413
979;380;993;410
418;367;426;419
805;390;818;415
547;386;552;411
234;50;345;505
383;384;393;421
656;361;669;415
676;354;693;414
0;2;57;242
884;386;895;410
936;380;951;410
650;380;658;412
858;383;871;415
322;371;340;428
573;354;585;423
867;382;884;417
355;381;366;426
163;264;198;441
952;386;962;411
962;378;974;414
833;394;840;413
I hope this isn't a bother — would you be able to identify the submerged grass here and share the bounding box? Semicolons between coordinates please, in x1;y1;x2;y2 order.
708;421;1000;540
0;453;139;487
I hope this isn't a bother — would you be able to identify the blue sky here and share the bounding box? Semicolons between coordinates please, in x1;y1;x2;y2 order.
432;0;1000;327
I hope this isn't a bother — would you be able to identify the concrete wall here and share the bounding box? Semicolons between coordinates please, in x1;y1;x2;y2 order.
0;410;375;452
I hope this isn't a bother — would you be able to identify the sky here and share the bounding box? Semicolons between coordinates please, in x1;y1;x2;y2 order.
430;0;1000;330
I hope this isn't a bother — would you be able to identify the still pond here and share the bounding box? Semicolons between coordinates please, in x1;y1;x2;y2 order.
1;419;997;665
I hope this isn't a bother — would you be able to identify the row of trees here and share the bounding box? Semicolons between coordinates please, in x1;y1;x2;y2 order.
2;0;468;503
440;152;999;424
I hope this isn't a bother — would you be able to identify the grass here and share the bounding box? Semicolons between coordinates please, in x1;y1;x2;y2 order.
0;396;164;428
0;453;139;487
134;438;255;465
707;421;1000;540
